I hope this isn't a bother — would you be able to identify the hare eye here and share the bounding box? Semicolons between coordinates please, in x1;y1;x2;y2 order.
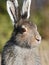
21;28;26;32
22;25;27;33
16;25;27;34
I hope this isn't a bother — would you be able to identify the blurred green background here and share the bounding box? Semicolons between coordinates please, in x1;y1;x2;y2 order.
0;0;49;53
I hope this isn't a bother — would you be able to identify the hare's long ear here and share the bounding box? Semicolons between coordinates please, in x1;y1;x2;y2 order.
21;0;31;19
7;0;20;25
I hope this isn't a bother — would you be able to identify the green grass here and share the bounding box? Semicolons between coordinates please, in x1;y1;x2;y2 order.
0;13;13;52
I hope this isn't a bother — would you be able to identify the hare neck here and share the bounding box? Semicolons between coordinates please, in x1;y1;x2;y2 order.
33;48;41;65
14;46;41;65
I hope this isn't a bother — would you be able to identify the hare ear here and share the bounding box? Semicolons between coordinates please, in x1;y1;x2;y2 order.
21;0;31;19
7;0;20;25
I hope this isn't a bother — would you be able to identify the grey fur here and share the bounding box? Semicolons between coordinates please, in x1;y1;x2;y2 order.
1;20;41;65
1;0;41;65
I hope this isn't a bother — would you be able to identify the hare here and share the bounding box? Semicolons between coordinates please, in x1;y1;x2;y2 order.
1;0;41;65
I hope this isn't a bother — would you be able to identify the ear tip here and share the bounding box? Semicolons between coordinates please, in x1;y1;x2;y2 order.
6;0;20;25
6;0;15;25
6;0;11;4
21;0;31;19
6;0;12;8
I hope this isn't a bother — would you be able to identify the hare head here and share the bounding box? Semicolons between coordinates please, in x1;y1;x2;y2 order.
7;0;41;48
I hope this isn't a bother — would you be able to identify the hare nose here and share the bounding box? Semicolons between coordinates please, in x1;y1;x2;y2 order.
35;35;41;42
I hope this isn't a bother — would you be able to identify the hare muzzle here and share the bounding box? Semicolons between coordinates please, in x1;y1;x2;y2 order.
35;33;41;44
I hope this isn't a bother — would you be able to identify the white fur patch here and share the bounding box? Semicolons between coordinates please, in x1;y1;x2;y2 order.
14;0;19;7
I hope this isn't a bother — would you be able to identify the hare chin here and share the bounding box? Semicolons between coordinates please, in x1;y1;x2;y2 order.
31;41;41;48
35;40;41;45
35;40;41;46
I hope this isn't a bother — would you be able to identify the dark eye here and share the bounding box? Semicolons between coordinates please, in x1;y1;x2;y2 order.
16;26;26;34
21;25;27;32
21;27;26;32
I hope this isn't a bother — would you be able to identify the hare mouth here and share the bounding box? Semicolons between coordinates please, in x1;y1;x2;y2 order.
35;38;41;45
